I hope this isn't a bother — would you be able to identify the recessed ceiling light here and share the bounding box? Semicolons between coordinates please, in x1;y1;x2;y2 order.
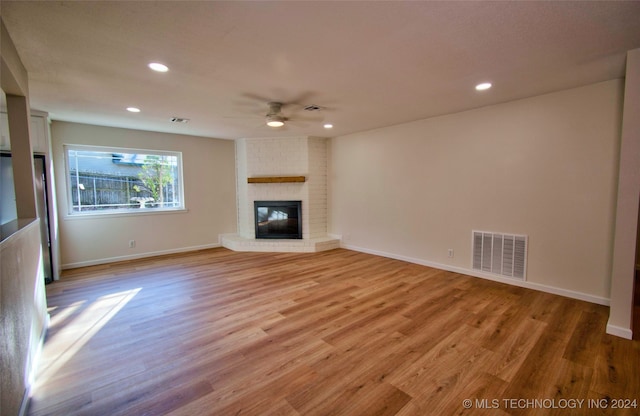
323;124;333;129
475;82;492;91
126;107;141;113
148;62;169;72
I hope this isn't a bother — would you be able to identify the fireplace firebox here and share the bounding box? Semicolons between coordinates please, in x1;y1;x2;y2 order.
254;201;302;239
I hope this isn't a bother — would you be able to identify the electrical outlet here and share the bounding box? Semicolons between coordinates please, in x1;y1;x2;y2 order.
129;240;136;248
448;249;454;258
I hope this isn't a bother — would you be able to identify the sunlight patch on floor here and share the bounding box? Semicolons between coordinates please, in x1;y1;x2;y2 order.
47;300;85;329
32;287;141;391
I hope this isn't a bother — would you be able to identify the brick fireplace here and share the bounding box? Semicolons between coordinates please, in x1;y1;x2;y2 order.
221;136;340;252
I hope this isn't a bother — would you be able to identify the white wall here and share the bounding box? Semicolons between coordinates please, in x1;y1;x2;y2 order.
330;80;623;303
51;121;237;268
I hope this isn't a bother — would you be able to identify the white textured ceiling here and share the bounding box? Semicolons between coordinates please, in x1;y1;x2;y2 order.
2;1;640;140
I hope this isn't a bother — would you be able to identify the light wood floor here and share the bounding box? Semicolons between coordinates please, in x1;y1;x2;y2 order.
28;248;639;415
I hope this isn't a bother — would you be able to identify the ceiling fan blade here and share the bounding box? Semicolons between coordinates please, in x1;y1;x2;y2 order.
240;92;275;103
287;91;319;106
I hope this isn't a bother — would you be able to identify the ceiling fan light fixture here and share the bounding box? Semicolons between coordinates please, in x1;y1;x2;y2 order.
266;102;286;127
266;115;285;127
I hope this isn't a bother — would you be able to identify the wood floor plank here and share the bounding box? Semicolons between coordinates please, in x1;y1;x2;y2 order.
483;317;548;383
590;333;640;400
562;308;608;366
27;248;640;416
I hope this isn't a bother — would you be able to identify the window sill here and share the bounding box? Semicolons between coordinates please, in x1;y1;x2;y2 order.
64;208;189;221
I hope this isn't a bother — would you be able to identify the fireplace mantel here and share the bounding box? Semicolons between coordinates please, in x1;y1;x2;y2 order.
247;176;306;184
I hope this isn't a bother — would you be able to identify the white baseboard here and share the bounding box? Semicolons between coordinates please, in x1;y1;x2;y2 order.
341;243;610;306
61;243;221;269
606;322;633;340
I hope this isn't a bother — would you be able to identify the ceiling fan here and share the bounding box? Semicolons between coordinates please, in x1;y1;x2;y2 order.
227;92;329;129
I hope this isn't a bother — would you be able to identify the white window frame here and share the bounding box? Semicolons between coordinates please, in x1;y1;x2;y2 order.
64;144;185;216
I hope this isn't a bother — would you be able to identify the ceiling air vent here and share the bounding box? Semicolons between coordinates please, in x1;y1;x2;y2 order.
170;117;190;123
472;230;527;280
303;105;322;111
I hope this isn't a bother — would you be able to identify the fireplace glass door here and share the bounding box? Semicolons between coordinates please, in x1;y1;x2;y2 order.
254;200;302;239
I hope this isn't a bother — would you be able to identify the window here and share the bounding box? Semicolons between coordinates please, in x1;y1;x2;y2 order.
65;145;184;215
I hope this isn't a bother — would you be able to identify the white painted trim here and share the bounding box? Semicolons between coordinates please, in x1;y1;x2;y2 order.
341;243;610;306
61;243;221;269
606;322;633;340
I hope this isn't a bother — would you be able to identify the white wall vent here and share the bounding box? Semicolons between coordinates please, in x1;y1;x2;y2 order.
472;230;527;280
